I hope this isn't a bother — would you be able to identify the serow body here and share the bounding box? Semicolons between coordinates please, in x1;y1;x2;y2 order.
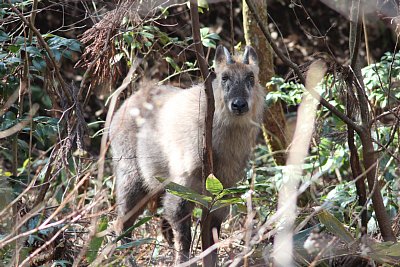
109;45;265;266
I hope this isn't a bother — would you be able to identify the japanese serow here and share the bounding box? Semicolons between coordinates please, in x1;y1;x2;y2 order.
109;45;265;266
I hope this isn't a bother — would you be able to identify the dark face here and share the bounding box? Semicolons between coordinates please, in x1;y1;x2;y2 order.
214;45;259;116
220;67;255;116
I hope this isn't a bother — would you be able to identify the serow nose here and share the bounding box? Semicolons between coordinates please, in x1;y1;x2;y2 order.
231;98;249;115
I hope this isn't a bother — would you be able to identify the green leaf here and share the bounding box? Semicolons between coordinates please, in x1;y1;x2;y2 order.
165;56;181;72
139;31;155;40
371;242;400;257
51;48;61;62
200;27;210;37
317;209;354;244
5;56;21;64
23;46;42;57
62;50;73;60
67;39;81;52
187;0;209;12
0;30;9;41
202;38;216;48
206;174;223;195
193;207;202;219
206;32;221;40
165;181;211;207
132;40;142;49
123;33;134;44
86;216;108;263
8;45;20;53
32;58;46;71
198;0;209;10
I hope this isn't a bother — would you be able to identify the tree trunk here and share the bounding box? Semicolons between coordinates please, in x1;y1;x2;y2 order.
243;0;287;165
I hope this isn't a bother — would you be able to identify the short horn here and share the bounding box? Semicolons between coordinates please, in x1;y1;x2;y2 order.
243;46;250;64
223;46;234;64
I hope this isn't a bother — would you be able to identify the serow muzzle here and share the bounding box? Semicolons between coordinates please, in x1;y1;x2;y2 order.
231;98;249;115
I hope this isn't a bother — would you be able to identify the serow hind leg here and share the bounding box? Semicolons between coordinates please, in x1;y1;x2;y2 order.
115;174;149;239
114;174;150;267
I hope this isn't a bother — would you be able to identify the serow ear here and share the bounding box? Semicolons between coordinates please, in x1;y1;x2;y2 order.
215;45;234;67
242;46;258;66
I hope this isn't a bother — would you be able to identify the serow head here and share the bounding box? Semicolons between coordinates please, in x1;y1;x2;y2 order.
214;45;259;116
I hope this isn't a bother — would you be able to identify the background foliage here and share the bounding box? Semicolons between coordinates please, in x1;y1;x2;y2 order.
1;0;400;266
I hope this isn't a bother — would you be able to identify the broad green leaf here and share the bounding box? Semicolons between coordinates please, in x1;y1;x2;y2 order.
86;216;108;263
206;174;223;195
32;58;46;71
206;33;220;40
202;38;216;48
198;0;209;10
51;48;61;62
200;27;210;37
165;181;211;207
143;25;159;32
23;46;42;57
317;209;354;244
67;39;81;52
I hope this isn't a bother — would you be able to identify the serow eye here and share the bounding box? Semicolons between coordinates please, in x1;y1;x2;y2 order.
221;75;229;83
247;73;254;83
